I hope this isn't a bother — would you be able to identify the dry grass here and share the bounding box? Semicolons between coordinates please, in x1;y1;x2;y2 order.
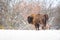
0;25;4;29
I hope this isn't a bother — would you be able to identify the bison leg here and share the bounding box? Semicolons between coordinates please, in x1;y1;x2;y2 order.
35;23;39;30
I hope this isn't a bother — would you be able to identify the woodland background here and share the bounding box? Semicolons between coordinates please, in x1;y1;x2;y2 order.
0;0;60;30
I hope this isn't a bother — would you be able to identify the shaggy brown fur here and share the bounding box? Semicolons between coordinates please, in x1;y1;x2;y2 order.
27;14;49;30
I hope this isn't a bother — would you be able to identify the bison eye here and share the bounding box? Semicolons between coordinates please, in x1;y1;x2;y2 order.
27;16;33;24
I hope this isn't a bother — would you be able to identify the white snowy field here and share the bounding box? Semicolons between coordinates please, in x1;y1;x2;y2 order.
0;30;60;40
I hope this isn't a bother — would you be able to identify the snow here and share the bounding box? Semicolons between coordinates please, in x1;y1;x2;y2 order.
0;30;60;40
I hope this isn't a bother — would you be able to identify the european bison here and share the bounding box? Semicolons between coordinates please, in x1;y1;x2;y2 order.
27;13;49;30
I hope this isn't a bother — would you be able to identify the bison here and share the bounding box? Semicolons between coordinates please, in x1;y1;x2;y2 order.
27;13;49;30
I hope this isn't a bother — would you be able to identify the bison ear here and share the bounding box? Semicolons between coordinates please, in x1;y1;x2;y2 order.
44;14;49;21
27;16;33;24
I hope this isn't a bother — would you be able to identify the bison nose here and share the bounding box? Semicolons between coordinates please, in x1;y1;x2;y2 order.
27;16;33;24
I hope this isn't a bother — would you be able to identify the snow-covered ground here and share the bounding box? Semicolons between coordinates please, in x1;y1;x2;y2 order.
0;30;60;40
